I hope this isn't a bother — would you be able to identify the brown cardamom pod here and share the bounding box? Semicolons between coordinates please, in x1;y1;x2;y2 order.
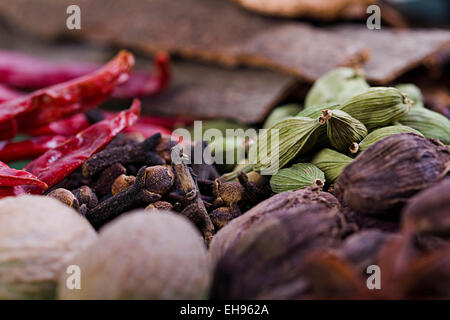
334;133;450;216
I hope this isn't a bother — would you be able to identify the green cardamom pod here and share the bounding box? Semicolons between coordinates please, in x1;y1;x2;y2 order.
263;104;302;129
395;84;424;108
270;163;325;193
221;117;323;181
305;68;370;107
249;117;322;173
340;87;412;129
350;125;423;154
399;107;450;145
297;103;340;148
311;148;353;183
320;109;368;152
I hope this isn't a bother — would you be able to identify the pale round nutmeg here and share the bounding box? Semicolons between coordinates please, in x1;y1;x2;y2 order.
59;210;211;300
0;196;97;299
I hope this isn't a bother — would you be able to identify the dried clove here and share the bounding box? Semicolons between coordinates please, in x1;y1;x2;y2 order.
86;166;161;228
145;165;175;195
47;188;79;209
172;147;214;245
209;207;234;230
82;133;164;178
90;163;126;197
72;186;98;210
237;171;271;205
111;174;136;195
145;201;174;212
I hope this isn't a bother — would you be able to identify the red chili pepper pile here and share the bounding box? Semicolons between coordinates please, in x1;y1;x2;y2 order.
0;49;177;197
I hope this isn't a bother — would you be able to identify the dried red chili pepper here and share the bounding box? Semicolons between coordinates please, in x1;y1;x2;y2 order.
0;135;67;163
0;84;23;103
0;161;47;190
25;99;141;189
0;186;27;199
0;50;170;99
0;50;134;140
24;113;91;137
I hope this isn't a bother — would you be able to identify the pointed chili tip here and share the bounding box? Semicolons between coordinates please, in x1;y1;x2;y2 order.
130;98;141;116
117;50;135;69
154;52;170;65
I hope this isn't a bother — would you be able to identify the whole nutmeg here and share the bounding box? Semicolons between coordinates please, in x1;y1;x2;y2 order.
59;210;211;300
145;165;175;195
47;188;79;209
0;196;97;299
111;174;136;195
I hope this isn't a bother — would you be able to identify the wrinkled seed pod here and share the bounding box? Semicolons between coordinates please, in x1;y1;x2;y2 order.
263;104;301;129
311;148;353;184
339;230;395;273
210;187;340;262
321;109;368;152
340;87;412;129
210;204;345;299
0;196;97;299
395;83;424;108
349;125;423;154
111;174;136;195
59;210;211;300
270;163;325;193
402;178;450;237
47;188;79;209
399;107;450;145
145;165;175;195
305;67;370;108
335;134;450;216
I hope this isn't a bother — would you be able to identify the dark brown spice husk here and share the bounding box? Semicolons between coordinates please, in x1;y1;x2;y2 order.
334;134;450;217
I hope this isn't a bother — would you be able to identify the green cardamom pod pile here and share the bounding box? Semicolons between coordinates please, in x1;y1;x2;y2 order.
399;107;450;145
340;87;412;129
263;104;302;129
311;148;353;183
270;163;325;193
320;109;368;152
305;67;370;107
350;125;423;154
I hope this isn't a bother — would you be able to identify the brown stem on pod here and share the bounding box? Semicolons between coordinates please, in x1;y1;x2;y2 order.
313;179;324;189
349;142;360;154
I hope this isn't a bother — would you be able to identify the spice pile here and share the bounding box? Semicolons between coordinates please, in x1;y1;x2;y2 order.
0;46;449;299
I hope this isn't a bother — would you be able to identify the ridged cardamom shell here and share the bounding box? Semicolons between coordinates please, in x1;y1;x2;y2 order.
340;87;412;129
320;109;368;152
263;104;301;129
399;107;450;145
311;148;353;183
395;84;424;108
334;133;450;216
349;125;423;154
270;163;325;193
305;68;370;108
248;116;322;174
